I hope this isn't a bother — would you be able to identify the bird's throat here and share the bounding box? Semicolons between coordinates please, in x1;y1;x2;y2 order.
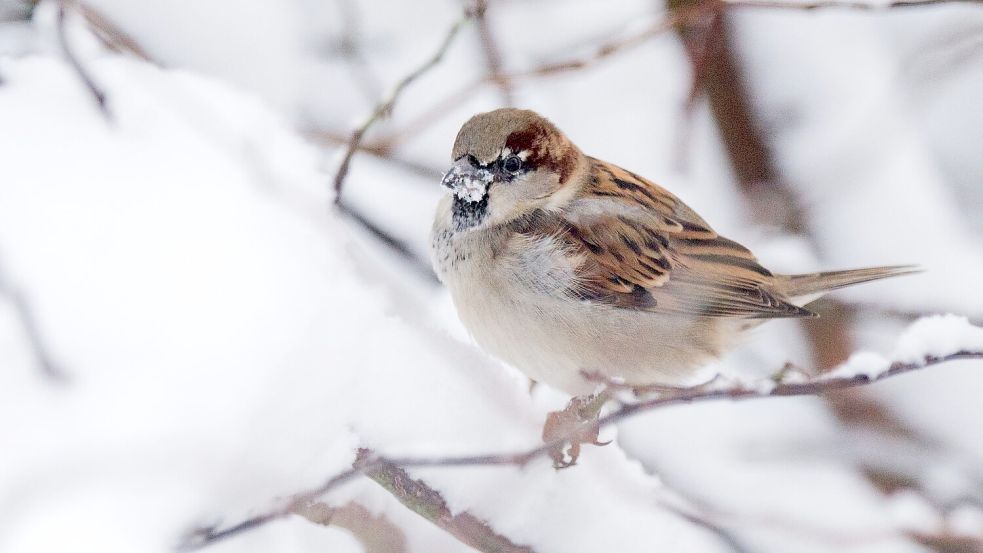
451;195;489;231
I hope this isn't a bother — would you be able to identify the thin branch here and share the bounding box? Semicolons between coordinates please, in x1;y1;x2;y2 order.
0;259;68;382
330;0;383;103
303;129;443;181
364;0;982;152
179;350;983;550
56;0;111;120
360;5;712;151
473;0;514;105
723;0;983;9
335;201;440;286
354;448;536;553
332;10;472;200
502;6;708;80
78;2;154;63
663;504;755;553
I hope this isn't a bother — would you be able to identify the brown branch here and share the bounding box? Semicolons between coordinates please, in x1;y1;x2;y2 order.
473;0;514;105
178;350;982;550
369;0;981;153
78;2;154;63
303;129;443;182
330;0;383;103
332;10;473;200
502;6;710;80
723;0;983;9
365;4;714;151
335;201;440;285
354;448;536;553
56;0;111;120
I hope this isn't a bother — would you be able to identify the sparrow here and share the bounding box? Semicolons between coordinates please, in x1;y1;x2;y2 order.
431;108;914;399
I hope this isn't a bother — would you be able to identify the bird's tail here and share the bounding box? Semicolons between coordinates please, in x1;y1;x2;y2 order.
776;265;921;305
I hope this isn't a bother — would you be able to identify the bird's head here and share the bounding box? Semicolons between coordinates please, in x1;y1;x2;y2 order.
441;108;583;231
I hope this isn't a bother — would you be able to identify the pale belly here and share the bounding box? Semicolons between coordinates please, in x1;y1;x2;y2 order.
433;225;731;395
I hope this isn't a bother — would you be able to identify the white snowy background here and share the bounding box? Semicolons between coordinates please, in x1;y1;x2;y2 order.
1;0;983;552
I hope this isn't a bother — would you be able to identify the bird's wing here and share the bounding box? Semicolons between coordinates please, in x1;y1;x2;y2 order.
529;157;815;318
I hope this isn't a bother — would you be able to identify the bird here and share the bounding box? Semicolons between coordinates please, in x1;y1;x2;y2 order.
430;108;914;464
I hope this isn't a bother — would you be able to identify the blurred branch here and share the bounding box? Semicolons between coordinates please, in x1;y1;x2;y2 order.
724;0;983;9
0;259;68;382
303;129;443;181
77;2;154;62
354;448;536;553
336;201;440;285
663;504;754;553
56;0;111;120
669;5;982;552
371;0;982;153
179;350;983;550
330;0;383;103
332;10;473;200
473;0;514;105
295;500;408;553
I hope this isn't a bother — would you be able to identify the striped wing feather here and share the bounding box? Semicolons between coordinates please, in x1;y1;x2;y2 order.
551;158;814;318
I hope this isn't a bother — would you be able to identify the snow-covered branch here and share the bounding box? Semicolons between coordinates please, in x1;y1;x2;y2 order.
353;448;536;553
181;321;983;551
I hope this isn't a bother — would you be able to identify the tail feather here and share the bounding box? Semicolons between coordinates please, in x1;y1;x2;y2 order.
777;265;921;303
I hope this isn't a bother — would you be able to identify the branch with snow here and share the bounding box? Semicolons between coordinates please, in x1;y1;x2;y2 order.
353;448;536;553
181;316;983;551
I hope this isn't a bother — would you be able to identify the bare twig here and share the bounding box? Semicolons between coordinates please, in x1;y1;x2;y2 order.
330;0;383;103
335;200;440;285
473;0;514;105
56;0;111;120
303;129;443;181
723;0;983;9
355;448;536;553
0;259;68;382
332;10;472;199
368;0;982;153
78;2;154;63
179;350;983;550
663;504;754;553
503;6;709;80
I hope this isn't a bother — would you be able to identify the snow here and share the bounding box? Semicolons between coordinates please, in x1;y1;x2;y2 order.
825;315;983;380
0;46;723;553
3;2;983;553
947;504;983;538
886;490;944;535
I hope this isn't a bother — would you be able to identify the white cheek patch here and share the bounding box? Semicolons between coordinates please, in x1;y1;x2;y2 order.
501;147;531;161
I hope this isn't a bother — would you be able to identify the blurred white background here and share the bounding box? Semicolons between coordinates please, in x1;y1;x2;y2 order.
2;0;983;552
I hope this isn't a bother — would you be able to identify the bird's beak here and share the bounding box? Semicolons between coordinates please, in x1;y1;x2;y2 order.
441;158;493;203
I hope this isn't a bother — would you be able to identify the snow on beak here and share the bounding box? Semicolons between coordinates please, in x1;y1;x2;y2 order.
441;158;494;203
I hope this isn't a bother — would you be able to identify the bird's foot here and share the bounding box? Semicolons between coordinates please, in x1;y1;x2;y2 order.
541;393;611;469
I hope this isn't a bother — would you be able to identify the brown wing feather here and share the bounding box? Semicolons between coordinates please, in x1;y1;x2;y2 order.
545;158;814;318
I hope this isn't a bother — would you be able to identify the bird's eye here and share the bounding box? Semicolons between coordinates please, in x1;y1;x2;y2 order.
502;155;522;173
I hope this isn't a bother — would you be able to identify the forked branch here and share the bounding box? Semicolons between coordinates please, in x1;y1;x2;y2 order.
179;350;983;550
